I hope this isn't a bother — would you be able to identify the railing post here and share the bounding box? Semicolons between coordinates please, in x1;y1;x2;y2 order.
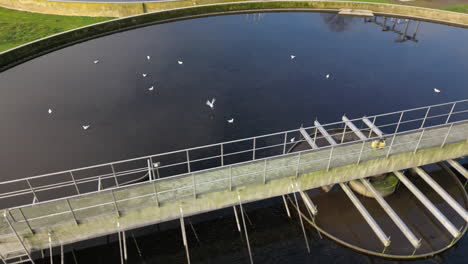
445;102;456;124
69;171;80;195
19;208;34;234
252;138;256;160
326;146;334;171
111;164;119;187
229;166;233;191
420;106;431;128
263;159;267;184
440;123;454;148
192;174;197;199
357;140;366;165
26;179;38;203
283;132;288;154
66;199;79;225
150;157;156;180
111;190;120;217
221;144;224;166
186;150;191;173
147;159;152;181
413;129;425;154
152;181;160;207
386;111;404;158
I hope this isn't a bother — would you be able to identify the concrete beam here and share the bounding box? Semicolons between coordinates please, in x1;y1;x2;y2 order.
314;120;337;145
299;127;318;149
339;183;391;248
393;171;460;238
342;116;367;140
360;179;421;249
363;117;383;137
412;167;468;222
446;159;468;179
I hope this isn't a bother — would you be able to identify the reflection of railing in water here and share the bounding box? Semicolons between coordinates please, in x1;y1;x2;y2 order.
364;17;421;43
0;100;467;211
245;13;266;23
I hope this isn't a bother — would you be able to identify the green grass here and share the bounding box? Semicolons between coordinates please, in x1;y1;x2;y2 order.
345;0;392;3
440;4;468;14
0;7;113;52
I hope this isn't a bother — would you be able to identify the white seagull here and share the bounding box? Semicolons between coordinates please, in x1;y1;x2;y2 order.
433;88;441;93
206;98;216;109
142;73;148;77
48;108;53;114
82;125;90;130
148;86;155;91
290;137;295;143
326;73;330;79
178;60;184;65
227;118;234;123
290;55;296;60
147;55;151;60
93;60;99;64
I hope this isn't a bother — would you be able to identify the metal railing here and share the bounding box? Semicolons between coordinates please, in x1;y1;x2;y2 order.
0;99;467;212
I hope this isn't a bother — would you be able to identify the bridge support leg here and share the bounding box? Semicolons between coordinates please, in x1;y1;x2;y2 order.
131;232;143;257
60;244;64;264
123;231;127;262
179;208;191;264
187;218;200;244
233;206;241;232
282;195;291;218
71;249;78;264
237;193;254;264
291;184;310;253
118;231;123;264
48;232;53;264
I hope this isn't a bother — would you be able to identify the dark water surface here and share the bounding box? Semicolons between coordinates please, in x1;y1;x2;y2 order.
0;12;467;263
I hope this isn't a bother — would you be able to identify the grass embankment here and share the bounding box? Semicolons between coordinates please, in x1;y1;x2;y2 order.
0;7;112;52
441;4;468;14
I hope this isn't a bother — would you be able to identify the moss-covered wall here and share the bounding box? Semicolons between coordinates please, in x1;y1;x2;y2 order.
0;0;467;21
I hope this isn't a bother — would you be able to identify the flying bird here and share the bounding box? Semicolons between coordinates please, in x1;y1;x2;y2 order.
148;86;155;91
48;108;53;114
178;60;183;65
206;98;216;109
326;74;330;79
82;125;90;130
290;137;295;143
142;73;148;77
93;60;99;64
433;88;441;93
227;118;234;123
290;55;296;60
147;56;151;60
